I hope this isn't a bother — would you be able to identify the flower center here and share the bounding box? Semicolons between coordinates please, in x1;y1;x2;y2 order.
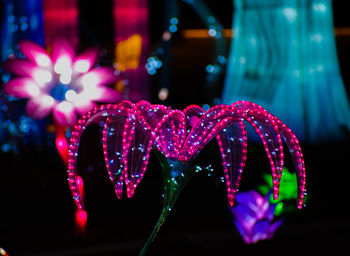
50;83;70;101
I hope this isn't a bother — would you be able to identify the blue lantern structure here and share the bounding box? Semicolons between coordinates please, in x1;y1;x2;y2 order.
1;0;45;151
222;0;350;141
1;0;44;61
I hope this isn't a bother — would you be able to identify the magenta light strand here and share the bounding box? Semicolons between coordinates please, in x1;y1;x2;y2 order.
67;101;306;210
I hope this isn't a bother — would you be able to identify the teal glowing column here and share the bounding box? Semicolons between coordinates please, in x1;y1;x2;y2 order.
222;0;350;141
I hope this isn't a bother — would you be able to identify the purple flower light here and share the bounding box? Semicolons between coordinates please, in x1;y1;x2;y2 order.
66;100;306;211
230;190;283;244
4;39;121;126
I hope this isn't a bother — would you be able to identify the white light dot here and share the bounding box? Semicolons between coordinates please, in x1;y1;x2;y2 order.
57;101;74;113
313;3;326;12
282;8;297;22
73;59;90;73
65;89;77;102
36;54;51;67
54;56;72;75
59;74;72;84
33;69;52;86
158;88;169;101
239;56;246;64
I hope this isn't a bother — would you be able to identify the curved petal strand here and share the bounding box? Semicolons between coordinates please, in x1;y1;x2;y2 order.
183;104;205;130
102;109;135;199
136;101;170;129
179;105;239;162
68;104;122;209
124;112;156;198
240;108;284;199
274;118;306;209
151;110;186;159
217;122;247;206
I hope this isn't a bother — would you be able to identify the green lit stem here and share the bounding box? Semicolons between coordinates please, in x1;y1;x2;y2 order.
139;150;200;255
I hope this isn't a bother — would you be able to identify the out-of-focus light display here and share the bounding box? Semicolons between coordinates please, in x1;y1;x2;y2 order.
230;190;283;244
158;88;169;101
42;0;79;47
113;0;150;101
222;0;350;141
4;39;121;126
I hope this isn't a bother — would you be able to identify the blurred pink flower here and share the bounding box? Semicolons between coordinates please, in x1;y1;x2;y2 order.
4;39;121;126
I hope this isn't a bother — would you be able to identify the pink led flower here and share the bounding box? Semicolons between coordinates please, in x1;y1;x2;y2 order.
66;100;306;211
4;39;121;126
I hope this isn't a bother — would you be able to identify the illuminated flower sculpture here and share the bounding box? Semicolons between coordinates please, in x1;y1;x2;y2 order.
4;39;120;126
67;100;306;254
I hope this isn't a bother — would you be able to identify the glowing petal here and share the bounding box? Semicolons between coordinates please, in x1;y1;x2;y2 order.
53;101;77;126
216;123;247;206
80;67;117;89
124;115;155;198
72;96;96;115
19;40;52;67
26;95;55;119
54;55;72;75
32;68;52;86
52;38;75;64
4;59;38;77
103;113;132;199
73;48;97;73
81;87;121;103
4;78;40;98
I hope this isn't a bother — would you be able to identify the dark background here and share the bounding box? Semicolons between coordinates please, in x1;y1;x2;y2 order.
1;0;350;255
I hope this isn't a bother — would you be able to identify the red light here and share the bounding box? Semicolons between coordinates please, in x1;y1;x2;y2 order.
75;209;87;235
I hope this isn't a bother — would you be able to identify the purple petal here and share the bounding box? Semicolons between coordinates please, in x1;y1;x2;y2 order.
235;191;257;207
231;204;257;231
234;220;252;244
268;219;283;238
265;204;277;221
251;220;270;243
